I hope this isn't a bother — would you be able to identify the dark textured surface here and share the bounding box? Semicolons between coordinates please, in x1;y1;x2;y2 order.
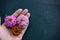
1;0;60;40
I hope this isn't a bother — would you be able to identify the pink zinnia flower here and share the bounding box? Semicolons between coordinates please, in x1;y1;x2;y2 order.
17;15;29;28
4;15;16;27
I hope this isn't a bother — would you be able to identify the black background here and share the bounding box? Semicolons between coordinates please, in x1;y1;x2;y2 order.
0;0;60;40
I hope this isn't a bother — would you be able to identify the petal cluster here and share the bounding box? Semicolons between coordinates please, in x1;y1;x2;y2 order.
5;16;16;27
17;14;29;28
12;24;23;36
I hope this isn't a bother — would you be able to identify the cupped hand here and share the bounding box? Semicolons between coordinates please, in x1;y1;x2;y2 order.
0;9;30;40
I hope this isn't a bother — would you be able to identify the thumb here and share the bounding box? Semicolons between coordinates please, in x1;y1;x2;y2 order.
0;25;12;40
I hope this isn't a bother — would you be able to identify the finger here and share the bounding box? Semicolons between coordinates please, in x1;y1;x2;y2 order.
21;9;28;15
16;14;30;39
17;14;30;40
12;9;23;17
18;24;29;40
26;13;30;18
2;9;23;25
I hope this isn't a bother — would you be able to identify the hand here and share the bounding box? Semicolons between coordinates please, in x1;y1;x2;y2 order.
0;9;30;40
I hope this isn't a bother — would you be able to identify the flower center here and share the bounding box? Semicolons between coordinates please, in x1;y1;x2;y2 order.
9;18;12;22
14;28;18;33
21;19;23;21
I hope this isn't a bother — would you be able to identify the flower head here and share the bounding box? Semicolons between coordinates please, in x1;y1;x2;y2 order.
17;15;29;28
4;15;16;27
11;24;23;36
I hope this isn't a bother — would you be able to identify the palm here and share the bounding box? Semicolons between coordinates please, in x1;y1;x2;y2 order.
0;9;30;40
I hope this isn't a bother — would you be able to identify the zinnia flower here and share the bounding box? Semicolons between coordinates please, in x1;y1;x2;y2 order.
17;14;29;28
11;24;23;36
4;15;16;27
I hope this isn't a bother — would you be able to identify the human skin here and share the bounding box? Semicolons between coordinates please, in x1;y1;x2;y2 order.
0;9;30;40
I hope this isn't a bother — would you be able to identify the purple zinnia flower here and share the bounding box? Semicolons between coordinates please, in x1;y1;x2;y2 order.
17;14;29;28
4;15;16;27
